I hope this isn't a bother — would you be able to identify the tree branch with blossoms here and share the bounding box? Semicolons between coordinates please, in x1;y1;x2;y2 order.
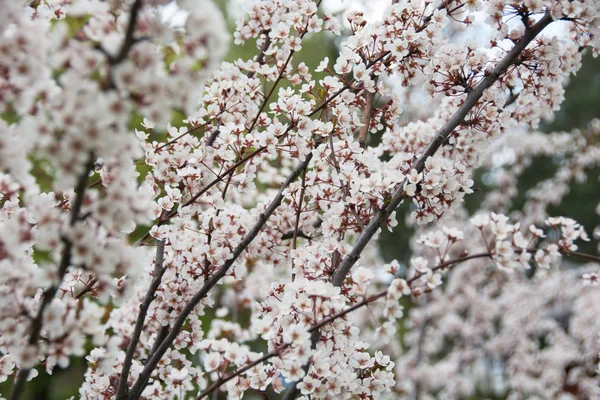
332;11;554;287
8;0;149;396
116;240;165;399
195;237;600;399
1;1;600;399
126;153;314;399
9;154;95;400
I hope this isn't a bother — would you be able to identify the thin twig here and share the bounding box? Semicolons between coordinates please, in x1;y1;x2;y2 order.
74;277;98;299
357;78;377;148
135;146;268;246
245;2;321;136
562;250;600;263
109;0;144;65
291;167;308;280
205;32;271;147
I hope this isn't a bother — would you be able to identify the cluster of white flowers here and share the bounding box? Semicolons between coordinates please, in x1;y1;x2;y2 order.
397;247;600;399
0;0;228;395
1;0;599;399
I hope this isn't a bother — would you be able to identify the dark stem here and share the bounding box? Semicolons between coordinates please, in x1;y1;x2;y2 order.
291;167;308;280
358;78;377;148
110;0;144;65
205;33;272;146
562;250;600;263
116;240;166;399
135;146;267;246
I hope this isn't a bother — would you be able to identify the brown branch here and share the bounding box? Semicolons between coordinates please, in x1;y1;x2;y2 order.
281;229;311;240
116;240;166;399
12;2;147;397
196;348;284;400
135;146;268;246
292;168;308;251
74;277;98;299
205;33;272;147
562;250;600;263
358;79;377;148
249;33;272;78
246;47;298;136
109;0;144;65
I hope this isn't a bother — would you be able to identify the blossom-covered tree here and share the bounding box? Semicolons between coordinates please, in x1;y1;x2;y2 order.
1;0;599;399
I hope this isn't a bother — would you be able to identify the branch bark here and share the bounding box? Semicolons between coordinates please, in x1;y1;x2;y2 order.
358;78;377;148
109;0;144;65
116;240;166;399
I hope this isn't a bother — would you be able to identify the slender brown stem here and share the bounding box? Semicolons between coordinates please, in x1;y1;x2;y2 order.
116;240;166;399
562;250;600;263
358;79;377;148
196;348;283;400
291;167;308;279
74;277;98;299
205;33;271;147
109;0;144;65
135;146;268;246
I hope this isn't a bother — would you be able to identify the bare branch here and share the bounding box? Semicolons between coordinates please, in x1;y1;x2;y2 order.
109;0;144;65
562;250;600;263
205;33;272;146
358;79;377;148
